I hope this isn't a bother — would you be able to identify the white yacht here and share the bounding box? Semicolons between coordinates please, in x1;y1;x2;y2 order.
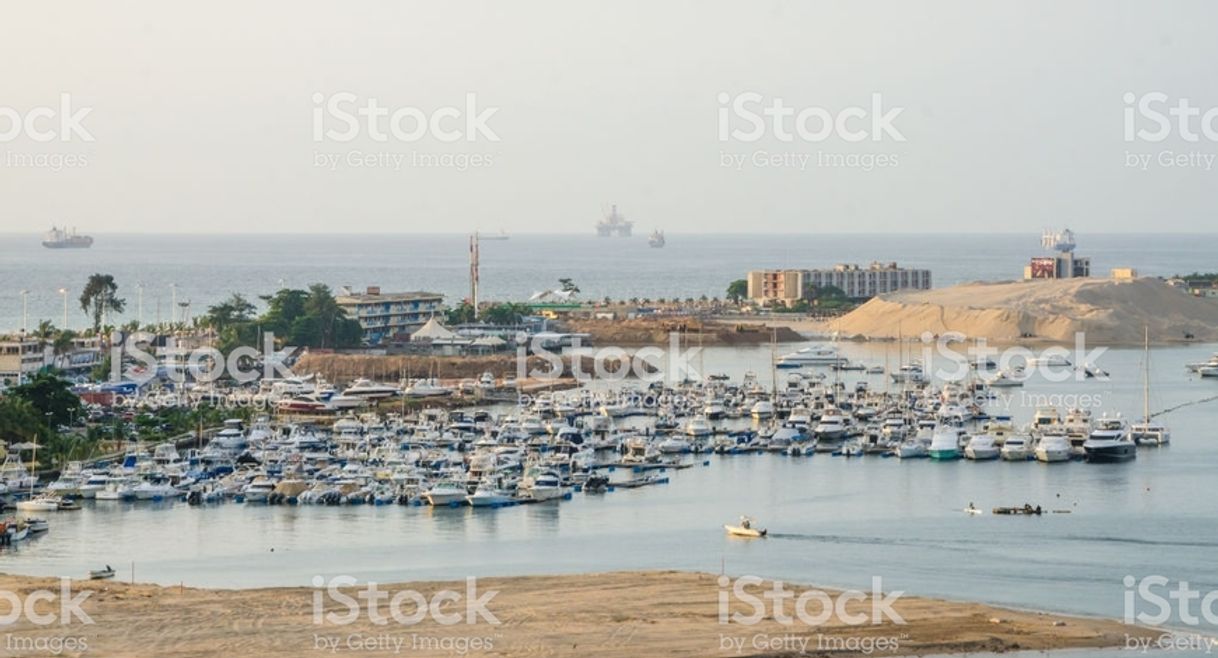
520;468;565;501
1083;415;1136;463
683;415;712;438
749;400;775;420
890;363;925;384
342;378;401;399
812;411;847;442
658;436;692;453
999;436;1031;461
1034;435;1072;463
423;479;469;506
777;345;846;366
964;434;1000;460
928;426;961;460
466;482;514;507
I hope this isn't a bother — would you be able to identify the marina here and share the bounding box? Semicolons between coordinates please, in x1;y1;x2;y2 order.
3;339;1217;631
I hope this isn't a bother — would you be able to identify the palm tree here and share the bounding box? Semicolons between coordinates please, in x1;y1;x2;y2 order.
79;274;126;333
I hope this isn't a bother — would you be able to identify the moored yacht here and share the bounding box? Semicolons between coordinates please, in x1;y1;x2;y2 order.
964;434;1000;460
1083;415;1136;463
928;426;962;460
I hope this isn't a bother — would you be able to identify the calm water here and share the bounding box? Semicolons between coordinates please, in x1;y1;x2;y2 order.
4;341;1218;634
3;232;1218;332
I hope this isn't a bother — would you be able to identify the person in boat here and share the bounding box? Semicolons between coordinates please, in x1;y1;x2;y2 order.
740;516;751;530
967;502;977;513
1034;505;1042;515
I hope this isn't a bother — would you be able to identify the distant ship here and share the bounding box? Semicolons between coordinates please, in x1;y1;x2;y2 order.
479;229;510;241
596;204;633;237
42;226;93;249
648;229;665;248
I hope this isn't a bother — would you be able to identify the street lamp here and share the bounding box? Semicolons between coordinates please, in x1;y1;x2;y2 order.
19;289;29;334
136;281;145;329
169;283;177;326
58;287;68;330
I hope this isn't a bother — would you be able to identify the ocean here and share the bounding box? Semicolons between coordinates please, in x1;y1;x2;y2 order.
2;232;1217;332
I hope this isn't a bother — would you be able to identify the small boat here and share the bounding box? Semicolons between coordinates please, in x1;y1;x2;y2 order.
89;565;116;580
964;505;983;515
992;505;1044;516
24;518;50;533
724;516;766;538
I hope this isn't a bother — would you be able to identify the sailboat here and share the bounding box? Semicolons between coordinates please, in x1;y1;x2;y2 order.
1131;327;1170;446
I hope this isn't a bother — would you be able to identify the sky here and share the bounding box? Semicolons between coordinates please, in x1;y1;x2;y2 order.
1;0;1217;234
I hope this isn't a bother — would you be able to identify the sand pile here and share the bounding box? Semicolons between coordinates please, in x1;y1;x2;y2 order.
834;277;1218;344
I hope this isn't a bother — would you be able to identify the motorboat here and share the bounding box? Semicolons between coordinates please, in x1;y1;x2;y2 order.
724;516;766;538
683;415;712;438
520;468;566;501
402;379;454;398
1035;434;1072;463
928;427;961;460
658;436;692;453
703;400;727;420
812;411;847;442
1083;415;1136;463
240;477;277;503
895;437;928;459
423;479;469;506
749;400;775;420
89;566;116;580
890;363;925;384
466;482;515;507
342;378;401;399
964;434;1000;460
1000;436;1031;461
131;479;181;501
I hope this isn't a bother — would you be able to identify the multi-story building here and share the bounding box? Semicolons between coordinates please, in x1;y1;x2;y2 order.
0;335;102;385
747;262;932;305
335;286;445;345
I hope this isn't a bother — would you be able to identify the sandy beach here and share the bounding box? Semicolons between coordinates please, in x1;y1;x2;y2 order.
0;570;1156;657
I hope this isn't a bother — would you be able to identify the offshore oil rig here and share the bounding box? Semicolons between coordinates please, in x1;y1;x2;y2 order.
595;204;633;237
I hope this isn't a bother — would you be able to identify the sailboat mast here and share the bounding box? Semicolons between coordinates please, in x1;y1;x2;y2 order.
1143;325;1150;424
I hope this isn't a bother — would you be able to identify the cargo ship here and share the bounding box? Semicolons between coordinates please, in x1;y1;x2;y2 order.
42;226;93;249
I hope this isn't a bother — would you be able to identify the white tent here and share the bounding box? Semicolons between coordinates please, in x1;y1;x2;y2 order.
471;335;508;348
410;317;460;342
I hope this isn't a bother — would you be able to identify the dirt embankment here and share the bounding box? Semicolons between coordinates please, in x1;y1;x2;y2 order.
561;317;804;347
0;571;1159;657
832;277;1218;345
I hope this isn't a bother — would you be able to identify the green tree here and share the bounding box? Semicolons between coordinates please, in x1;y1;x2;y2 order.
79;273;126;332
726;279;748;303
7;372;81;429
205;293;257;332
482;303;532;325
445;302;476;325
558;278;580;294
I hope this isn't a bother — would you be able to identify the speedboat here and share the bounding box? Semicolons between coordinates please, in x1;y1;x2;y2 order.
964;434;1000;460
928;427;961;460
724;516;766;538
890;363;925;384
466;482;514;507
240;477;276;503
1035;434;1072;463
423;479;469;506
132;479;181;501
703;400;727;420
1000;436;1031;461
1083;415;1136;463
89;566;116;580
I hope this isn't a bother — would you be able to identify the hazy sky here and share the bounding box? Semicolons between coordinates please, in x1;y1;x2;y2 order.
2;1;1216;234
